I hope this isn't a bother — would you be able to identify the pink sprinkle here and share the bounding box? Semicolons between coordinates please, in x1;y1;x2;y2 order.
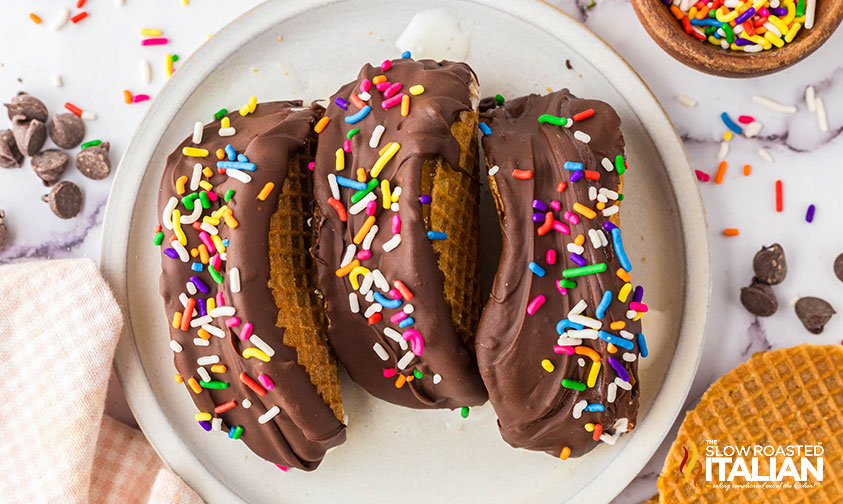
549;200;561;211
381;93;404;109
132;94;150;103
380;59;392;71
141;37;169;46
375;81;391;92
563;211;579;225
225;317;240;328
553;345;575;354
360;79;371;93
240;322;253;341
388;288;402;300
199;231;216;254
307;161;315;171
546;249;557;265
210;253;222;271
356;250;371;261
738;115;755;124
257;374;275;391
343;139;351;152
205;190;218;201
366;200;377;216
556;282;568;295
694;170;710;182
383;82;402;99
390;311;408;323
526;295;546;315
552;221;570;235
216;291;226;307
392;215;401;234
758;7;769;16
628;301;649;313
383;368;397;377
275;465;288;472
402;329;424;355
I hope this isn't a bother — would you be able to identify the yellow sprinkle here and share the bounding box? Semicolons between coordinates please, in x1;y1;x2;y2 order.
172;312;182;329
335;259;359;278
211;234;225;253
353;216;376;245
182;147;209;157
211;205;229;220
371;142;400;177
206;298;216;313
356;167;367;183
140;28;162;36
378;142;392;156
238;104;251;116
197;328;211;340
574;234;585;246
257;182;275;201
174;373;183;383
172;210;187;245
573;202;597;219
785;22;802;43
617;268;631;283
633;312;645;322
381;179;391;209
202;167;214;178
560;447;571;460
348;265;371;289
242;347;271;362
221;116;231;128
202;216;220;226
610;321;626;331
584;423;595;432
198;180;213;191
587;361;601;388
722;130;733;142
187;377;201;394
400;94;410;117
391;187;401;203
166;54;173;77
248;96;257;113
764;31;784;48
210;364;227;373
409;85;424;95
618;283;632;302
195;412;212;422
335;148;345;171
541;359;554;372
768;15;788;34
314;116;330;133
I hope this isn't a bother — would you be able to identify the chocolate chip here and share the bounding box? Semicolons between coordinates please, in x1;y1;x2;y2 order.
76;141;111;179
0;129;23;168
11;115;46;156
44;181;83;219
0;210;7;251
31;149;70;186
740;281;778;317
834;253;843;283
5;92;48;122
795;297;835;334
47;113;85;149
752;243;786;285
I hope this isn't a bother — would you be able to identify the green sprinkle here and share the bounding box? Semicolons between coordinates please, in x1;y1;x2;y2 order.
199;191;211;209
80;139;102;150
171;54;179;62
586;0;596;9
413;369;423;379
232;425;243;440
350;178;378;204
347;128;360;139
460;406;470;418
494;93;505;106
615;154;625;175
562;263;607;278
618;193;624;201
224;189;235;202
181;193;197;211
538;114;568;126
153;231;164;246
199;380;228;389
562;379;586;391
796;0;805;17
213;108;228;121
704;26;717;36
558;279;577;289
208;264;224;284
720;22;734;45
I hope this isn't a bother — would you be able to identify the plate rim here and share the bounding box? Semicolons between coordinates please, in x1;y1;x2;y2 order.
100;1;711;502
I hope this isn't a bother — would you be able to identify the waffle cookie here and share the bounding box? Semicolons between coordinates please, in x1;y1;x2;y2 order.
310;58;488;409
657;345;843;503
157;101;345;471
475;90;646;458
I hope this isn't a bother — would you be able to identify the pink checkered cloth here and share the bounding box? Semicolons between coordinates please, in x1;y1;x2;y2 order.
0;258;202;504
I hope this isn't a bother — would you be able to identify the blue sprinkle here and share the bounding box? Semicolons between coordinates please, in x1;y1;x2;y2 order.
224;144;236;161
198;421;212;432
569;170;583;182
228;426;236;438
598;331;634;350
398;317;415;328
638;333;649;358
335;175;367;190
345;105;371;124
584;403;605;412
237;153;249;163
427;231;447;240
563;161;584;171
528;261;546;277
373;291;402;309
720;112;743;134
419;194;432;204
217;161;256;171
479;123;492;136
190;275;210;294
556;318;585;334
222;238;229;247
401;50;412;59
611;228;632;272
595;290;612;319
334;97;349;110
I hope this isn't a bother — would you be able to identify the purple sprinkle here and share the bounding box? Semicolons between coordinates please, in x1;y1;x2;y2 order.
190;275;210;295
603;221;618;232
419;194;432;204
734;6;755;24
734;38;756;47
196;298;207;317
633;285;644;303
532;200;547;211
163;248;178;259
569;171;583;183
335;97;349;110
570;253;587;267
608;357;630;382
532;213;545;223
806;204;816;223
198;420;212;432
769;7;787;16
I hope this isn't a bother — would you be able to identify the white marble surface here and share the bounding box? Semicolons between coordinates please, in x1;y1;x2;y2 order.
1;1;841;502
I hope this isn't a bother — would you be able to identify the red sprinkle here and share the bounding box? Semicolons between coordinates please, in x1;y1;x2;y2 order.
70;12;88;23
584;170;600;180
537;212;554;236
239;372;266;396
393;279;414;300
76;0;86;6
572;109;595;121
738;115;755;124
775;180;783;212
327;197;348;222
592;423;603;441
556;181;567;192
65;102;83;116
180;298;196;332
214;400;236;414
512;169;533;180
368;312;382;325
349;93;366;109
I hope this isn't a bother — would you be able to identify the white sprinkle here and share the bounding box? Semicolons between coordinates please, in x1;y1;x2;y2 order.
573;130;591;143
599;187;619;200
717;141;729;160
169;340;183;353
397;351;415;369
140;60;152;84
197;355;220;366
52;75;63;88
230;267;241;293
384;327;403;343
569;314;601;330
178;293;189;307
601;157;613;172
190;163;202;190
193;338;209;347
192;122;204;144
349;292;360;313
172;241;189;262
567;243;585;255
373;343;389;360
743;44;763;54
328;173;340;200
201;324;225;338
757;148;774;163
362;224;379;250
162;197;178;229
563;119;572;129
382;234;401;252
218;127;236;137
567;328;599;339
577;358;586;367
259;406;281;424
599;230;608;247
372;269;390;292
81;110;96;121
676;95;697;108
572;400;588;419
210;306;235;317
806;85;816;112
805;0;816;29
752;95;797;114
364;303;383;318
615;377;632;391
197;367;211;382
359;272;374;295
556;336;583;346
359;91;371;101
186;281;197;296
602;205;619;217
620;330;635;340
51;9;70;31
743;121;763;138
597;194;608;203
242;399;252;409
249;335;275;357
390;202;399;212
365;291;374;303
227;169;252;183
568;299;588;317
349;192;376;215
588;186;597;201
607;383;618;403
211;418;222;431
626;310;637;319
433;374;442;384
179;204;202;225
340;244;356;268
488;165;500;176
815;96;828;132
369;124;385;148
622;352;637;362
763;22;782;38
588;229;602;249
403;304;414;314
189;315;213;328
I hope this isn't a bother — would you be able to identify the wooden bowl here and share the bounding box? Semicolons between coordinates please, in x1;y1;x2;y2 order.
631;0;843;77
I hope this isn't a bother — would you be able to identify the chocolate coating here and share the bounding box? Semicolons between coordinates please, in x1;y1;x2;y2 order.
476;91;641;458
311;59;487;409
157;101;345;470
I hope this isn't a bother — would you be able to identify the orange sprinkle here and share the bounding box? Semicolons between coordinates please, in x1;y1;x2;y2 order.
203;166;214;178
314;116;330;134
175;175;188;195
560;447;571;460
210;364;227;373
257;182;275;201
123;89;133;104
174;373;183;383
574;234;585;246
215;148;225;160
197;328;211;340
356;167;367;183
335;259;359;277
573;202;597;219
607;343;618;353
198;244;210;264
406;374;414;382
617;268;631;282
715;161;727;184
187;377;202;394
372;75;387;84
669;5;683;19
596;201;606;211
743;164;751;176
29;13;42;24
190;247;199;258
610;321;626;330
394;374;406;388
353;215;376;244
400;94;410;117
723;228;739;236
222;209;238;229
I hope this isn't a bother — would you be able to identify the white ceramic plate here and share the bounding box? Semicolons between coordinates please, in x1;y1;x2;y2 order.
100;1;710;502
